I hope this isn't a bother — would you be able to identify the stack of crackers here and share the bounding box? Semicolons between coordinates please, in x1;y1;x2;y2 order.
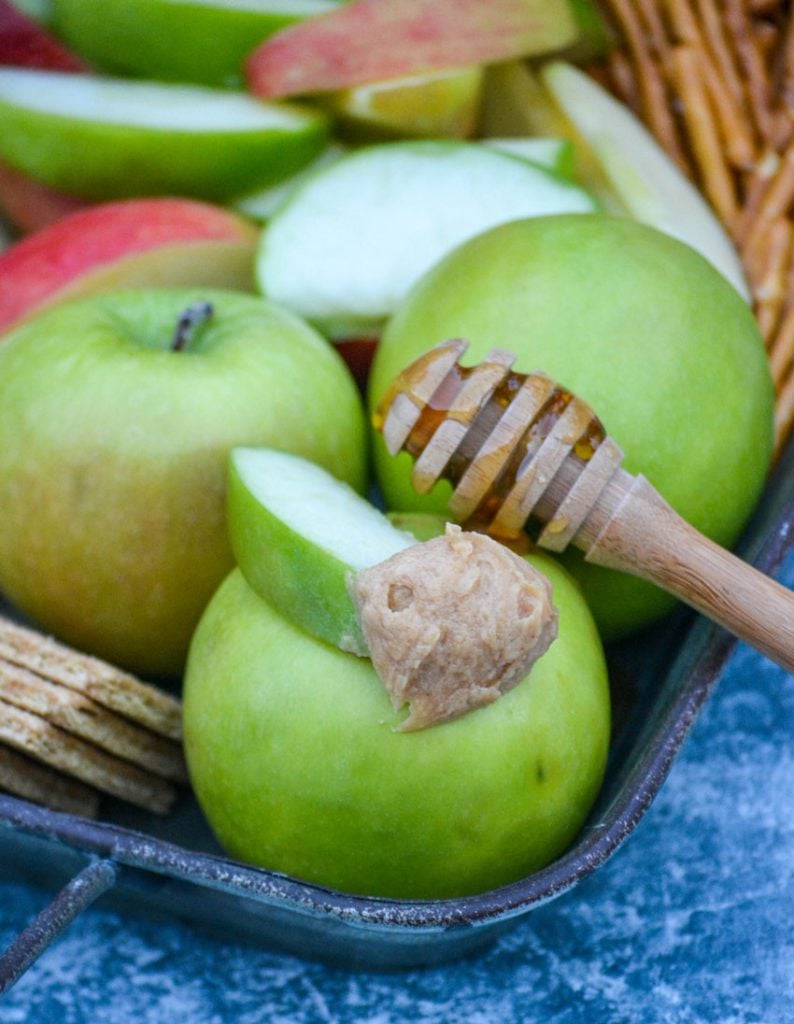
0;615;186;818
594;0;794;456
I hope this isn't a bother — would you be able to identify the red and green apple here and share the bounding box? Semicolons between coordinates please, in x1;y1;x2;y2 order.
0;288;367;674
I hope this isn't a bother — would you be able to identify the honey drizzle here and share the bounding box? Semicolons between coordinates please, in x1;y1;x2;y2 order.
391;356;608;542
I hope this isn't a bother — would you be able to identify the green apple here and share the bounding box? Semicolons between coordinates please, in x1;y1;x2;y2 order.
370;214;774;640
0;67;329;201
51;0;341;88
256;140;598;338
540;61;749;301
0;288;366;675
183;553;610;899
228;446;415;655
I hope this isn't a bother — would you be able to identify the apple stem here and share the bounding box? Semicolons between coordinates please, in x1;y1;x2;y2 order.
172;302;214;352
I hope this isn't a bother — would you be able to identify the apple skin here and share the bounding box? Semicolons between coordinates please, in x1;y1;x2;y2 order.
0;68;330;202
0;198;259;336
0;288;366;675
183;551;610;899
0;159;86;234
0;0;88;71
51;0;339;88
246;0;580;99
369;215;774;640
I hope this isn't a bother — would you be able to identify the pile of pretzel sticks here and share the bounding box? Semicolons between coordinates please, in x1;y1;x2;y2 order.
594;0;794;456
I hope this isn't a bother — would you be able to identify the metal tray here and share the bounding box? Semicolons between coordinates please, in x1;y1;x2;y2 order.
1;438;792;980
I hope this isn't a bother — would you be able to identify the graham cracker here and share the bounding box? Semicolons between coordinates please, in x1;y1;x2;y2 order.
0;697;177;815
0;743;99;818
0;616;181;741
0;660;187;784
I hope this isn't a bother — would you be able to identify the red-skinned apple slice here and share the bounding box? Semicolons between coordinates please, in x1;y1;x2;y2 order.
0;159;86;232
0;197;259;335
246;0;580;98
0;0;88;70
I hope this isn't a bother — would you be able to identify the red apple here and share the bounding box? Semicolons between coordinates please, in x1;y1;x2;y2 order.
0;0;88;71
246;0;580;98
0;197;260;335
0;159;86;232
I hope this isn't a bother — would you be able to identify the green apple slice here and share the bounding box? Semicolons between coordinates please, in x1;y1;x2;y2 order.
540;61;750;301
228;447;416;655
51;0;341;88
256;140;598;338
233;142;347;222
0;68;329;201
482;137;575;178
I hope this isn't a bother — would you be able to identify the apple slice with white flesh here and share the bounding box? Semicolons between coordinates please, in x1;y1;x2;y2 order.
233;136;572;224
539;61;750;301
233;142;347;222
247;0;584;98
256;140;598;338
51;0;341;88
227;447;558;732
0;67;329;201
323;66;483;141
228;447;416;656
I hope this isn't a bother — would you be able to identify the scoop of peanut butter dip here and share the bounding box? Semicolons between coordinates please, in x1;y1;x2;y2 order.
350;524;558;731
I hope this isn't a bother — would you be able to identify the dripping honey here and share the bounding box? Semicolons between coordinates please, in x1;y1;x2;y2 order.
386;356;607;540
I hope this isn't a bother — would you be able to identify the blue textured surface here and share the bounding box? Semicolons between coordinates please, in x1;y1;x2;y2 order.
1;554;792;1023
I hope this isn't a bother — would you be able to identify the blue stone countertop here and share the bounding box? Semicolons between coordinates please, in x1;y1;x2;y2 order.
0;556;792;1024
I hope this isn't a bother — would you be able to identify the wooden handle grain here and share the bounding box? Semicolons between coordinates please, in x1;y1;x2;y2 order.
580;473;794;673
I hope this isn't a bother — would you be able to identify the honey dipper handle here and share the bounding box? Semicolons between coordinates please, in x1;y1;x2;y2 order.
582;473;794;674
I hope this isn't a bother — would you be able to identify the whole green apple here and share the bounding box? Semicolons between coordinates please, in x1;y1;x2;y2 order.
370;215;774;639
183;544;610;900
0;288;366;674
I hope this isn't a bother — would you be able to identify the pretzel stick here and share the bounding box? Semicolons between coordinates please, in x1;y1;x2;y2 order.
724;0;778;145
631;0;674;61
606;48;642;112
692;0;753;129
603;0;690;168
753;217;793;343
735;149;781;242
741;213;778;292
746;0;784;14
774;364;794;458
774;6;794;149
741;142;794;254
665;0;757;168
699;40;758;169
669;45;740;226
770;300;794;387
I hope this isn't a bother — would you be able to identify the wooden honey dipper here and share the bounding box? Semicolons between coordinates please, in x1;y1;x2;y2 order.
374;339;794;674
